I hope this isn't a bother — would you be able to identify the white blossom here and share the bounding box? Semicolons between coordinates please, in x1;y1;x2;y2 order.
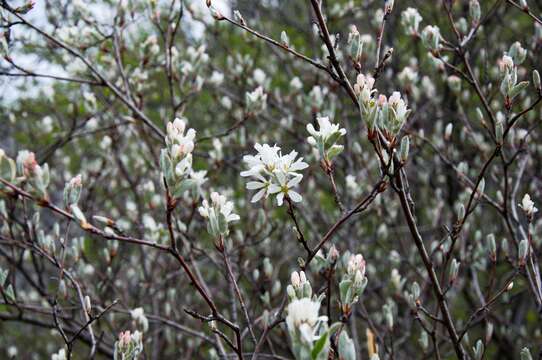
519;194;538;217
131;307;149;332
241;144;308;206
286;298;327;344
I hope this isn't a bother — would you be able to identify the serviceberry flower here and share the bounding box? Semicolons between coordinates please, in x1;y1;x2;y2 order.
519;194;538;218
241;143;308;206
130;307;149;332
114;330;143;360
16;150;50;199
161;118;197;198
307;116;346;161
51;348;67;360
421;25;441;52
245;86;267;114
401;8;423;36
499;53;529;105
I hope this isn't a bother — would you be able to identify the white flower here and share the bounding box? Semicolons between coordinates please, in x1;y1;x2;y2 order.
253;68;267;85
401;7;423;35
245;86;267;113
354;74;376;105
198;192;240;236
51;349;67;360
190;170;208;194
7;346;18;358
398;66;418;86
421;25;441;51
286;298;327;344
166;117;196;157
347;253;366;278
287;298;321;328
209;71;224;86
500;55;514;72
198;192;240;223
268;172;302;206
290;76;303;91
306;116;346;144
306;116;346;160
519;194;538;217
241;144;307;206
131;307;149;332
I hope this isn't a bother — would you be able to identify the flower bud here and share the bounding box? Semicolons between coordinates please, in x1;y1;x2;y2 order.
495;118;504;144
63;174;82;207
263;258;273;278
421;25;441;52
533;70;541;91
521;347;533;360
280;31;289;47
473;339;484;360
449;258;460;283
469;0;481;25
444;123;453;141
84;295;92;314
487;234;497;261
418;331;429;350
400;136;410;163
518;239;529;265
411;281;420;300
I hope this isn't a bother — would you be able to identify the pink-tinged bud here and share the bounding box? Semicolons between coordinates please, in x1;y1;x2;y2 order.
23;152;38;176
70;174;82;187
290;271;300;287
299;271;307;284
119;331;131;347
348;254;366;278
378;94;388;106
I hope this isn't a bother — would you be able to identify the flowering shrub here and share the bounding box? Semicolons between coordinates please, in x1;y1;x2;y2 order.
1;0;542;359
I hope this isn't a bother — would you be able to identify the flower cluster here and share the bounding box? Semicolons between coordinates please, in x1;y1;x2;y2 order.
354;74;411;139
286;298;330;359
15;150;50;200
114;330;143;360
198;191;240;238
63;174;82;207
500;44;530;106
421;25;441;53
130;307;149;332
285;271;330;360
306;116;346;162
160;118;203;198
401;8;423;36
51;348;67;360
245;86;267;114
339;253;368;316
241;143;308;206
286;270;312;300
519;193;538;219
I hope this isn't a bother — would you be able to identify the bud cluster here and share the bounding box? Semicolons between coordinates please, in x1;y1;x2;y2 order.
160;118;199;198
339;254;368;316
198;191;240;238
499;43;530;107
355;73;411;139
16;150;50;200
114;330;143;360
